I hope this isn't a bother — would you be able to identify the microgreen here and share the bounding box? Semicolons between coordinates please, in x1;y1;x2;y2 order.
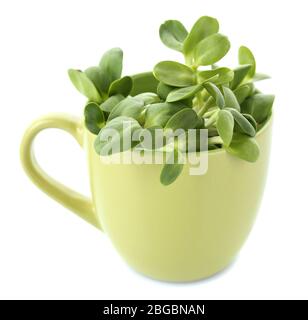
230;64;252;89
222;86;241;111
233;83;254;104
84;102;105;135
94;116;141;155
194;33;231;66
68;69;102;103
238;46;256;78
144;102;186;128
183;16;219;61
203;82;225;108
108;96;145;122
216;109;234;146
153;61;196;87
165;108;200;130
99;48;123;92
68;15;274;185
108;76;133;97
166;85;203;103
100;94;125;113
159;20;188;52
68;48;134;132
160;149;184;186
198;67;234;85
226;133;260;162
241;94;274;124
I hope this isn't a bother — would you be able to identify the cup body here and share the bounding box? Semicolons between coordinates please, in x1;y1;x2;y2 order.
85;119;272;282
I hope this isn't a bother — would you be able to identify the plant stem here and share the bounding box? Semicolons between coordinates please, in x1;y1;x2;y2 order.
187;63;204;110
208;136;223;145
203;107;219;118
197;97;214;116
196;92;203;110
185;55;193;67
184;56;205;111
204;110;219;128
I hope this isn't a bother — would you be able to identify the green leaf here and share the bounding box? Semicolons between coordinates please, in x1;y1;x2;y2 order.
241;94;274;124
222;86;240;111
230;64;252;89
238;46;256;78
195;116;205;129
84;102;105;135
166;84;202;102
253;73;270;82
183;16;219;58
84;67;105;95
159;20;188;52
203;108;219;128
165;108;199;130
95;116;141;155
226;133;260;162
194;33;230;66
135;126;166;150
99;48;123;92
216;109;234;146
157;82;175;100
198;67;234;85
208;135;223;146
242;113;257;131
160;149;184;186
133;92;161;105
100;94;124;113
203;82;225;108
68;69;102;103
108;76;133;97
108;96;144;121
233;83;254;104
153;61;195;87
130;72;159;96
144;102;186;128
227;108;256;137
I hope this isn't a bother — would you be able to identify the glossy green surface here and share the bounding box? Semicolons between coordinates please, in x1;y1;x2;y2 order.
86;117;272;281
20;73;272;282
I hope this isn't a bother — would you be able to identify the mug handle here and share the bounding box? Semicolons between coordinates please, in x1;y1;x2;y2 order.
20;113;101;230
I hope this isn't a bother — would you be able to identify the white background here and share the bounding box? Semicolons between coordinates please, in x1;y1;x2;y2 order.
0;0;307;300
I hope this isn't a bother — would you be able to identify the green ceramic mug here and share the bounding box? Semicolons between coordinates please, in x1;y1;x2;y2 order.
20;72;272;282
